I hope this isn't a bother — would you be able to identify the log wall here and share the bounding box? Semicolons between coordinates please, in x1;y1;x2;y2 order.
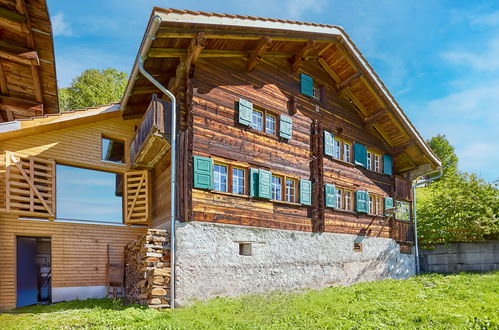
190;58;395;237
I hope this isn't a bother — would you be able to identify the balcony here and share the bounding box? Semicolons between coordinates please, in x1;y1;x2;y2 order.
130;95;172;169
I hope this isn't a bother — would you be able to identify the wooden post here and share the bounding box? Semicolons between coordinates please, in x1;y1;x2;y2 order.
310;120;325;233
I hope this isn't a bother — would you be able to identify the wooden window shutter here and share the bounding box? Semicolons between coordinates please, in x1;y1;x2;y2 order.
300;179;312;205
383;154;393;175
258;169;272;199
300;73;314;97
124;170;150;224
238;98;253;126
249;168;259;197
355;190;368;213
279;115;293;139
324;130;334;157
384;197;394;216
5;151;56;219
193;156;213;190
324;183;336;208
354;143;367;168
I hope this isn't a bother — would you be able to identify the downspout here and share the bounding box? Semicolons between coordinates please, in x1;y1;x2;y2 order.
411;168;443;275
135;15;177;309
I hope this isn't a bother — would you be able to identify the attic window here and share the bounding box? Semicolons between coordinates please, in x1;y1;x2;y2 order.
102;137;125;164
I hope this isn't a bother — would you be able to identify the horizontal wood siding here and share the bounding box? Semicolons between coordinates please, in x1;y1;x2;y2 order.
190;58;394;237
0;213;146;310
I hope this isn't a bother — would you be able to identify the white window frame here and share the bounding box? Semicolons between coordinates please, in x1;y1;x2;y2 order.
265;114;276;135
285;178;296;203
343;143;351;163
213;163;229;192
345;190;352;210
336;188;343;209
369;195;374;214
232;167;246;195
333;139;341;159
272;175;282;201
376;196;383;216
367;152;373;170
251;109;264;131
374;154;380;173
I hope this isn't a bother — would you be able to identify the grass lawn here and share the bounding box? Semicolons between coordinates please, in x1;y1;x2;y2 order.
1;272;497;329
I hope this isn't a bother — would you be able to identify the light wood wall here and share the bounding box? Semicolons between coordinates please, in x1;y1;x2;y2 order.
0;213;146;310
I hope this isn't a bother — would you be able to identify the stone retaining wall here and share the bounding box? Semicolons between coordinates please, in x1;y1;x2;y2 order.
420;241;498;273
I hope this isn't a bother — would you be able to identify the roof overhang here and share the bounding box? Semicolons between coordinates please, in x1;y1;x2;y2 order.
121;8;441;172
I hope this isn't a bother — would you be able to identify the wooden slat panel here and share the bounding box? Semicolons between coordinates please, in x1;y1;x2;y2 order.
124;170;150;225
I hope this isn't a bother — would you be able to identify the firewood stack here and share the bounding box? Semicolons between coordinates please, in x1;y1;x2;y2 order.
124;229;171;308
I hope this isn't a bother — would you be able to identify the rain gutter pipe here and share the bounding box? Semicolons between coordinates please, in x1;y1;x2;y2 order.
411;168;443;275
134;15;177;309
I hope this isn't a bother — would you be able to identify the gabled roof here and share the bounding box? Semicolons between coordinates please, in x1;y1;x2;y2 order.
0;103;121;141
122;8;441;174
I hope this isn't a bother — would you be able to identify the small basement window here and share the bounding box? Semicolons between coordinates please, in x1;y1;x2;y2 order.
354;242;363;252
239;243;252;256
102;137;125;164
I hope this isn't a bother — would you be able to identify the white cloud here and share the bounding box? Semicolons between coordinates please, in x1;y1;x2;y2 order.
52;12;73;37
285;0;325;19
470;10;499;26
442;37;499;72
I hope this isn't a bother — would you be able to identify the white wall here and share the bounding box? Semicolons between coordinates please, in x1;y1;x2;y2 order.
175;221;415;305
52;286;107;303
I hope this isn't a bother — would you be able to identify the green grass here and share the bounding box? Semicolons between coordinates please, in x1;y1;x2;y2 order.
1;272;498;329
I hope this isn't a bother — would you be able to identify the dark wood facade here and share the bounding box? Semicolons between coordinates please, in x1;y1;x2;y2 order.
122;8;442;249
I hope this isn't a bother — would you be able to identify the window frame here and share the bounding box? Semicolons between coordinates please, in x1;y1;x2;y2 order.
374;154;380;173
265;113;276;135
251;109;264;131
369;194;374;214
213;162;229;193
344;189;353;211
271;174;283;201
343;142;351;163
375;196;383;216
232;166;246;195
101;135;128;165
395;199;411;221
285;178;297;203
335;187;343;209
250;107;278;136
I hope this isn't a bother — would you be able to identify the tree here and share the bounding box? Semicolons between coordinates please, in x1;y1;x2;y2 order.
417;135;498;245
58;68;128;112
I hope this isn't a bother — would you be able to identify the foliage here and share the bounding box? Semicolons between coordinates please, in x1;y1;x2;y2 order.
417;135;498;245
58;68;127;112
1;272;498;329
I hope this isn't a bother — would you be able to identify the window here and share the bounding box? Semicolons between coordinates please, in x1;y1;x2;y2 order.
336;188;343;209
56;165;123;223
374;154;380;173
232;167;246;195
239;243;252;256
285;178;296;203
251;109;264;131
376;196;383;216
214;163;228;192
345;190;353;211
266;114;276;135
369;195;374;214
102;137;125;164
343;143;351;163
272;175;282;200
367;152;373;170
396;200;411;221
333;139;341;159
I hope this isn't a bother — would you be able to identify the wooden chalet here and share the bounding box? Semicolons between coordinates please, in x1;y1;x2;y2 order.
0;0;58;122
0;7;441;309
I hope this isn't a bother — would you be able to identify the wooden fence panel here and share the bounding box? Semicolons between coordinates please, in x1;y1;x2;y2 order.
124;170;150;224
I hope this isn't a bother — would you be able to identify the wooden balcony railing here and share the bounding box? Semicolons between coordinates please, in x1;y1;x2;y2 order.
130;94;172;169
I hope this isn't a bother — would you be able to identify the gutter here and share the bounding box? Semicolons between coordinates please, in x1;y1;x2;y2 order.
128;15;178;309
411;168;443;274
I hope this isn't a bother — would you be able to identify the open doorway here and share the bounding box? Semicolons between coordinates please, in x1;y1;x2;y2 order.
16;237;51;307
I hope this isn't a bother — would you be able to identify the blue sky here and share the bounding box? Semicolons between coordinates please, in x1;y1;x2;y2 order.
47;0;498;181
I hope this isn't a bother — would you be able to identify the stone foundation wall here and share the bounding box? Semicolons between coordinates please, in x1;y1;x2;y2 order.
124;229;171;308
420;241;499;273
174;221;415;305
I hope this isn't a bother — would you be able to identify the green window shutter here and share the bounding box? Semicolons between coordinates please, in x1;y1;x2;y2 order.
300;179;312;205
384;197;394;216
238;98;253;126
383;154;393;175
249;168;259;197
300;74;314;97
279;115;293;139
324;130;334;156
324;183;336;208
258;169;272;199
193;156;213;190
355;190;368;213
354;143;367;168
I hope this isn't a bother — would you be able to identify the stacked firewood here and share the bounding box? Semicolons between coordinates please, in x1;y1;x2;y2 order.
124;229;171;308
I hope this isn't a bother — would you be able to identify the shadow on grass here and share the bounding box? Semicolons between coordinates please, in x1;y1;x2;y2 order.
5;298;149;315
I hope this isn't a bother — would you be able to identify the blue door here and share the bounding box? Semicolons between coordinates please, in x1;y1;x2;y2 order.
16;237;38;307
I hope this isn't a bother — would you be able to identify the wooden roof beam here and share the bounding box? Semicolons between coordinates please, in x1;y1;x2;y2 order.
390;141;415;158
0;59;14;121
0;49;39;66
167;32;206;93
247;37;272;72
0;6;26;23
149;48;304;59
363;108;386;125
338;71;362;91
131;86;161;95
291;40;316;72
0;95;43;117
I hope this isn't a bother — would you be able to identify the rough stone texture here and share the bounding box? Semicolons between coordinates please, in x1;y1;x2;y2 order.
174;221;415;304
420;241;499;273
